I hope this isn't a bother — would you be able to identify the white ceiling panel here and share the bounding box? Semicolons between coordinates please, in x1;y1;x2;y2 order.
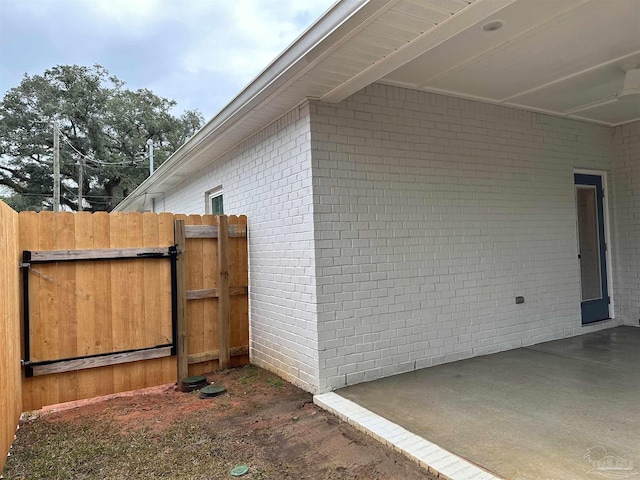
426;0;640;100
509;52;640;112
570;95;640;125
384;0;588;88
379;0;640;125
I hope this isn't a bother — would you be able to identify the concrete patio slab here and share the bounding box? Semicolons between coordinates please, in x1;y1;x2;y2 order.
314;392;499;480
328;327;640;480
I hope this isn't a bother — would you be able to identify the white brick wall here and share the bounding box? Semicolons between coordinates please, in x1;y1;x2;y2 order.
156;84;634;394
612;120;640;326
310;84;623;391
161;102;321;391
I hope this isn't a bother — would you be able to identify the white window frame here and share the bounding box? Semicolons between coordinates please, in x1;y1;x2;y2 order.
205;186;223;215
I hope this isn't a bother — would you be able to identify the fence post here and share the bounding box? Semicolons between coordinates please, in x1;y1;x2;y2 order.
217;215;230;370
174;220;188;386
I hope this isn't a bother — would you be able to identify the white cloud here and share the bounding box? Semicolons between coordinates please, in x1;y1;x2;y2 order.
182;0;334;82
82;0;162;26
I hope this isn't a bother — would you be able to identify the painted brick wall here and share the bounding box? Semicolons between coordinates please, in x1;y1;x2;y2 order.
161;103;321;391
310;84;621;391
612;120;640;326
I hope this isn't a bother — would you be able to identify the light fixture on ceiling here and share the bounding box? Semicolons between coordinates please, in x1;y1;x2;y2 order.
617;68;640;99
566;67;640;115
482;20;504;32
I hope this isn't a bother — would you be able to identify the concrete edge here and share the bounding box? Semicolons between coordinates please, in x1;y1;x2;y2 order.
313;392;502;480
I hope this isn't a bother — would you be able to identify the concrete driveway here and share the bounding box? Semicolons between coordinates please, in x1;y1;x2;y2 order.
316;327;640;480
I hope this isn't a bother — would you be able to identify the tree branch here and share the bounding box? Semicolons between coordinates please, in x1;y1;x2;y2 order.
0;176;27;193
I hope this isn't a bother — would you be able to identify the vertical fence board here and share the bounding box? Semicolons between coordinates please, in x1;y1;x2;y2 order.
91;212;114;394
19;212;46;410
200;215;218;373
74;213;96;401
36;212;62;405
109;213;130;393
109;213;127;353
0;202;22;472
155;212;180;383
57;213;79;399
230;215;250;367
217;215;231;370
126;213;145;392
35;212;57;363
158;213;176;381
186;215;204;374
174;220;188;386
142;213;160;386
75;213;95;357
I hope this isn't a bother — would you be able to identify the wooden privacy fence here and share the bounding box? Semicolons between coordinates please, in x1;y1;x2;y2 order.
18;211;248;411
1;202;22;473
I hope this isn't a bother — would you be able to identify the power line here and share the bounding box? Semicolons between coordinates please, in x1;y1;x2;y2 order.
59;133;95;162
59;131;147;167
7;192;125;200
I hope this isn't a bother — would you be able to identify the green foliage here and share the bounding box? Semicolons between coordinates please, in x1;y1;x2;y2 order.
0;65;204;211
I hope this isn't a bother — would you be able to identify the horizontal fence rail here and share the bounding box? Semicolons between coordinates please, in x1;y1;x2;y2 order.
184;224;247;238
24;247;173;263
27;346;174;377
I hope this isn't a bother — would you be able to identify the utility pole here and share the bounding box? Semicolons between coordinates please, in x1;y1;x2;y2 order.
53;122;60;212
147;138;154;176
78;158;84;211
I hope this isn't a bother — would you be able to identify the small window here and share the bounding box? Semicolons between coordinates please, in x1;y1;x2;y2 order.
207;187;224;215
211;193;223;215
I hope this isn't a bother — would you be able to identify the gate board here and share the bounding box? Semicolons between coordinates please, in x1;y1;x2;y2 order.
18;212;248;411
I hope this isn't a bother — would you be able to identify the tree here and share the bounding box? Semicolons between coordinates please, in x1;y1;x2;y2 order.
0;65;203;211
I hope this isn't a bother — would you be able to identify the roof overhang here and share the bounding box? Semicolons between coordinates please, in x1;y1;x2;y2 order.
116;0;640;212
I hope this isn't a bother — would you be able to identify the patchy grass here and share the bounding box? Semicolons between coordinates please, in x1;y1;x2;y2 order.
266;377;284;389
3;366;434;480
6;417;238;479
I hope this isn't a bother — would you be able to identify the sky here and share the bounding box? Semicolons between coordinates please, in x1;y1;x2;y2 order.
0;0;336;120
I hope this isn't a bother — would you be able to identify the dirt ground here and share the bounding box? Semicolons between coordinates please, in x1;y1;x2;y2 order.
3;366;436;479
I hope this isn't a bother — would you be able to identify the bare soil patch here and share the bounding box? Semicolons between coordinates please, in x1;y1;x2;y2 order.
3;366;435;479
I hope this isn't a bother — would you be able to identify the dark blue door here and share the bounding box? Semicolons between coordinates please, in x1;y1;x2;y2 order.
574;174;609;324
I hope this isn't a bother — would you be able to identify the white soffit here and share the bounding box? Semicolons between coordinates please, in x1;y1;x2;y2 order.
380;0;640;126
